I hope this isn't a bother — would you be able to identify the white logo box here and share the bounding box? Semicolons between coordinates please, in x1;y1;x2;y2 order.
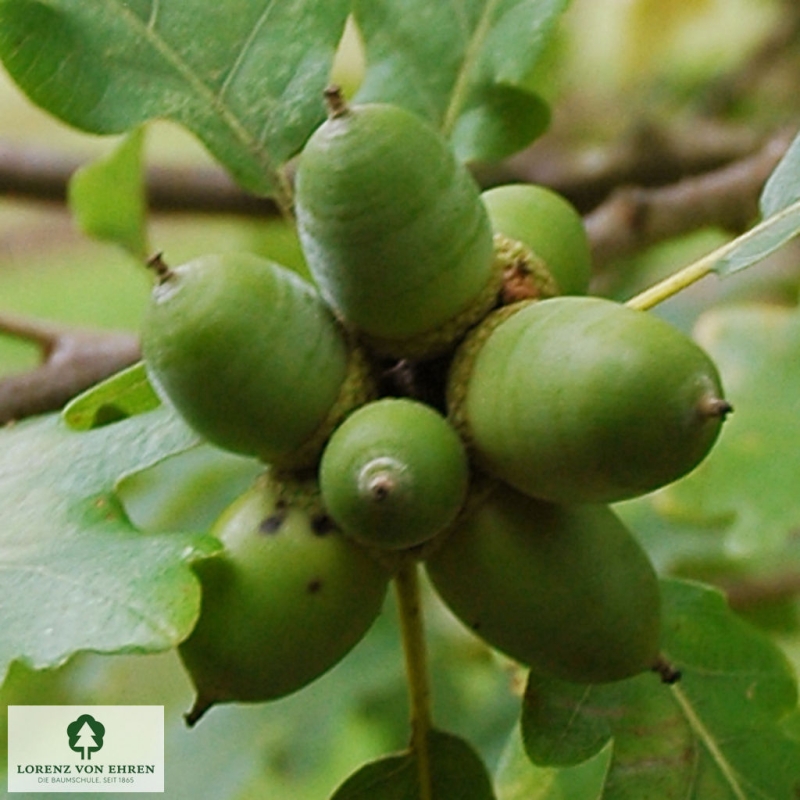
8;706;164;793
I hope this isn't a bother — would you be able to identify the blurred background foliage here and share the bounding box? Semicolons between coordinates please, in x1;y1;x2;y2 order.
2;0;800;796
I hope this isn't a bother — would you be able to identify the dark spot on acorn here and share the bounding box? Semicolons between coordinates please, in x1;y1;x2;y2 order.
470;620;481;631
323;84;348;119
311;514;337;536
307;578;323;594
259;513;286;535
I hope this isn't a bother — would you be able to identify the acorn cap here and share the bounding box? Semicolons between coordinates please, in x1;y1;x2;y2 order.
481;184;592;296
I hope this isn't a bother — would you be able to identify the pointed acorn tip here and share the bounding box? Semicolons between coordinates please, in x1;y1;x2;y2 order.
183;695;214;727
697;395;733;420
323;85;349;119
366;473;397;502
146;252;174;284
358;458;404;503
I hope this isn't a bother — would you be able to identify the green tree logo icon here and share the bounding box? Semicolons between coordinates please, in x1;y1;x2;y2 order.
67;714;105;760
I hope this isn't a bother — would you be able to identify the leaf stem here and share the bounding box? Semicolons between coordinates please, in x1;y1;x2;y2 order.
625;260;715;311
625;250;721;310
625;197;800;310
394;560;434;800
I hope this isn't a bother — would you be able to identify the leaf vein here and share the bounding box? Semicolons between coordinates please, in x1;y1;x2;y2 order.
2;555;182;642
442;0;502;135
671;683;748;800
217;0;278;102
146;0;159;31
106;0;276;183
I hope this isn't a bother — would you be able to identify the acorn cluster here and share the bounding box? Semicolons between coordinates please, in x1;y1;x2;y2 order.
141;88;730;723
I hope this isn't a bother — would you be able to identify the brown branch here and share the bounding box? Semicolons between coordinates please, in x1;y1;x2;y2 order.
0;311;140;424
0;141;77;204
0;121;795;423
584;129;795;269
477;119;768;213
144;164;281;216
716;570;800;611
0;120;778;219
0;140;280;217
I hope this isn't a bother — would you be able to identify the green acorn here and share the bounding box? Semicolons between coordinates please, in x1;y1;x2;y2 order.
449;295;730;504
481;183;592;296
141;252;373;469
180;473;390;725
295;88;500;358
319;398;469;550
425;481;662;684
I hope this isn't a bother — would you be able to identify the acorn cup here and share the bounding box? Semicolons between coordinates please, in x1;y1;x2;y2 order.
424;480;662;684
141;252;374;469
294;87;500;359
481;183;592;297
448;295;731;504
319;398;469;550
180;472;391;725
